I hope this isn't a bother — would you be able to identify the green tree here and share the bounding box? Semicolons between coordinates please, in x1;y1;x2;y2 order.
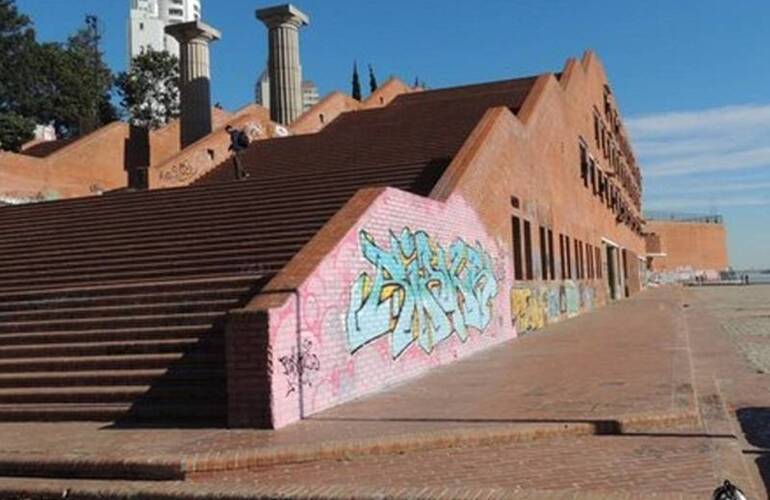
0;0;37;115
115;49;180;129
0;111;35;152
368;64;378;93
351;61;362;101
63;18;116;135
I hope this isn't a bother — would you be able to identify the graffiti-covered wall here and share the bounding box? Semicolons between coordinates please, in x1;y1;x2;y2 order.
509;280;596;333
264;188;514;428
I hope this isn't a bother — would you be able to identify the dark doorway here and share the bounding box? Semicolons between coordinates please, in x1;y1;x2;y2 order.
606;244;617;300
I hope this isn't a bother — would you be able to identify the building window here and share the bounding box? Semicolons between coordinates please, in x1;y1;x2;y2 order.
565;236;572;279
590;159;597;195
598;171;605;202
139;22;144;30
559;234;566;280
169;8;183;16
587;243;593;279
594;114;600;148
524;220;533;280
539;226;548;280
580;142;588;187
547;229;555;280
595;246;602;279
572;239;578;279
512;217;523;281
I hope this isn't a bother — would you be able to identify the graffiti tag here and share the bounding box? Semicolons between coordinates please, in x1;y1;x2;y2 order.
346;228;498;358
510;288;546;331
278;338;321;396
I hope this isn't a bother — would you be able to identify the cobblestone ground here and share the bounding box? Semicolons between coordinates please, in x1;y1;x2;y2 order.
692;284;770;375
689;284;770;496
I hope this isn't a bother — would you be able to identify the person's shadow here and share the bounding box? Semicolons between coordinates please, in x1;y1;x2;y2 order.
737;407;770;495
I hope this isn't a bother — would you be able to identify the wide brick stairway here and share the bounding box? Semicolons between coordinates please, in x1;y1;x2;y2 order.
0;161;436;425
0;276;262;425
0;76;541;427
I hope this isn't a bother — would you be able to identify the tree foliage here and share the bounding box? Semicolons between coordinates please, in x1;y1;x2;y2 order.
0;111;35;151
368;64;378;93
351;61;362;101
63;23;118;134
115;49;180;129
0;0;36;115
0;1;116;146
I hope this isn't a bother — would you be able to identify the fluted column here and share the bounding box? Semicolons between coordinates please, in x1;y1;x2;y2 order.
166;21;221;148
256;4;309;125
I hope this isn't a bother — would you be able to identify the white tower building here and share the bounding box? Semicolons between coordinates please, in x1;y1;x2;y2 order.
255;69;320;114
128;0;201;62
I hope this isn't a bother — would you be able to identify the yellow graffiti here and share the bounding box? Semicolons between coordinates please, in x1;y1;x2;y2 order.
510;288;546;331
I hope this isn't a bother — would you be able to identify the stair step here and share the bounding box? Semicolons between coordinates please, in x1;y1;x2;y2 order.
0;338;209;359
0;402;225;423
0;311;223;334
0;325;213;347
0;368;224;388
0;287;250;313
0;299;238;322
0;385;225;404
0;274;263;303
0;352;222;373
0;262;279;293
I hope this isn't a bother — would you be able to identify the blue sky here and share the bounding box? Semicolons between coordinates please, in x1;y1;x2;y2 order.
16;0;770;269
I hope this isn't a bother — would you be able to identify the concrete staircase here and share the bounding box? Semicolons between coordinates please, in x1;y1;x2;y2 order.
0;126;448;426
0;276;263;425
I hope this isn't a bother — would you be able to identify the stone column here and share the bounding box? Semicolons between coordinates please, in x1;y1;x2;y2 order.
165;21;221;148
256;4;309;125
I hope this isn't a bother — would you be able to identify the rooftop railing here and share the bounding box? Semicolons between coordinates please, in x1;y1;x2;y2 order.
643;211;724;224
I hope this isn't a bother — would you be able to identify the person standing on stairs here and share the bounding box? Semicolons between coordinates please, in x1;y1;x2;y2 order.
226;125;251;180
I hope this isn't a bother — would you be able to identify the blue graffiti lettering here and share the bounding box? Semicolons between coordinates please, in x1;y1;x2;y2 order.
346;228;498;358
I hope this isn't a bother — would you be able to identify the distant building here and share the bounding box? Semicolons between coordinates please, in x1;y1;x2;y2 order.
644;211;729;280
128;0;201;62
254;70;320;113
301;80;320;111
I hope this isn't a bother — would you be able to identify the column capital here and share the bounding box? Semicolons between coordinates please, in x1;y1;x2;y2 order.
165;20;221;43
256;4;310;29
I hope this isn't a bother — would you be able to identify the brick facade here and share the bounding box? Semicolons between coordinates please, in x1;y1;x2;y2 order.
227;52;648;428
646;220;729;276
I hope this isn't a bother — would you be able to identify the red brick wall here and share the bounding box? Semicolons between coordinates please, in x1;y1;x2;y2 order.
646;221;729;273
232;188;513;428
434;52;645;324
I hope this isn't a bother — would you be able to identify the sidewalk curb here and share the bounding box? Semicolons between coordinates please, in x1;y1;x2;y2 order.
0;409;699;483
0;477;704;500
182;410;700;475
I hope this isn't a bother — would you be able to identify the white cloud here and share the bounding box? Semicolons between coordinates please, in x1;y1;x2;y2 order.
627;104;770;138
644;146;770;177
647;180;770;195
644;195;770;211
628;103;770;176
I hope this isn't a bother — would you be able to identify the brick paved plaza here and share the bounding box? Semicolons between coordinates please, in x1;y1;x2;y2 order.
0;285;767;499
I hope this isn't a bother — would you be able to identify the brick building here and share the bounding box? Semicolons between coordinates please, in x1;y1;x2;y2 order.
0;51;646;428
644;212;729;280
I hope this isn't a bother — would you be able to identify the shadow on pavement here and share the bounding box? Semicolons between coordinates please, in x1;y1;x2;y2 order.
736;407;770;496
309;416;734;438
